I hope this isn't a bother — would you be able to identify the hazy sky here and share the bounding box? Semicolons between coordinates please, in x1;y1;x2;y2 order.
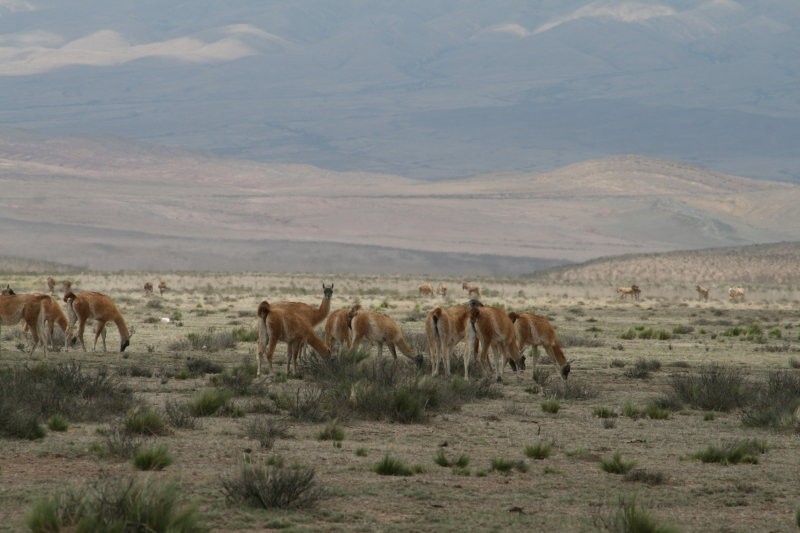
1;0;799;181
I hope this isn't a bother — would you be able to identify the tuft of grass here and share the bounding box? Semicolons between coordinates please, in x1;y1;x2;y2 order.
355;448;368;457
543;378;599;400
610;359;626;368
189;389;232;417
597;496;678;533
222;460;324;510
641;404;670;420
317;420;345;442
670;364;752;412
531;366;551;386
741;371;800;432
491;458;528;474
245;416;289;449
133;444;174;471
26;478;206;533
164;399;197;430
541;399;560;414
703;411;716;421
624;358;661;379
672;325;694;335
98;426;148;459
185;357;224;377
593;407;618;419
124;407;169;436
47;414;69;432
693;439;768;465
374;455;413;476
524;441;552;460
434;449;470;468
600;452;636;474
603;418;617;429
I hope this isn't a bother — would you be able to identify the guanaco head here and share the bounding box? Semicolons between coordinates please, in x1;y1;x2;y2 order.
2;284;15;295
561;362;571;380
468;298;483;308
63;291;76;303
322;283;334;299
120;338;130;352
508;312;519;323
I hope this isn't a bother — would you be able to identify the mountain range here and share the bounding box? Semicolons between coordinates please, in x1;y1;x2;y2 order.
1;1;799;181
1;132;798;274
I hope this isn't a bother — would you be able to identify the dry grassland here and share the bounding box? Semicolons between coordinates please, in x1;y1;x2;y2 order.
2;271;800;532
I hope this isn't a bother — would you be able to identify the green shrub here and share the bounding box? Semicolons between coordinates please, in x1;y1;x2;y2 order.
355;448;368;457
434;449;469;468
317;420;345;442
124;407;169;436
222;460;323;510
26;478;206;533
491;458;528;474
531;366;551;386
741;371;800;432
374;455;413;476
672;325;694;335
0;362;132;439
245;416;289;449
624;359;661;379
524;441;552;460
693;439;768;465
597;496;678;533
47;414;69;432
670;364;752;412
601;452;635;474
641;404;670;420
133;444;174;471
99;426;148;459
619;328;637;340
164;399;197;430
593;407;618;419
541;399;560;414
703;412;716;421
189;389;232;417
185;357;224;377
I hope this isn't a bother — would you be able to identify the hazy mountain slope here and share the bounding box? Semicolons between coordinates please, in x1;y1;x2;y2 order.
1;134;798;273
0;1;799;181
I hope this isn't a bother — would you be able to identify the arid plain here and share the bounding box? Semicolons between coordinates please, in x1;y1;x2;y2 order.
2;245;800;532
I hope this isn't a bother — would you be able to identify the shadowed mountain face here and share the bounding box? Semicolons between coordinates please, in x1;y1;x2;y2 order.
1;134;798;274
0;1;799;181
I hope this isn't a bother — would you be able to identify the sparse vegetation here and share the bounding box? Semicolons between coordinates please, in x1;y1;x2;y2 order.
133;444;174;471
373;455;413;476
222;459;324;509
601;452;636;474
524;441;552;460
693;439;768;465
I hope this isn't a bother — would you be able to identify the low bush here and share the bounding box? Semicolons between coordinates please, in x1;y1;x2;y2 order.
624;469;666;485
26;478;205;533
524;441;552;460
374;455;413;476
124;407;169;436
185;357;224;377
624;359;661;379
593;407;618;419
670;364;752;412
133;444;173;471
189;389;232;417
600;452;635;474
164;399;197;430
541;399;560;414
693;439;767;465
595;495;677;533
741;371;800;432
222;460;324;510
245;416;289;449
47;414;69;432
316;420;345;442
491;458;528;474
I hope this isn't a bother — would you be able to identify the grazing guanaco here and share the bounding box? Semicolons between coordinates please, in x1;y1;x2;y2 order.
22;294;70;350
0;286;48;356
425;304;472;376
467;304;525;381
158;281;168;296
47;276;56;294
729;287;745;303
437;283;448;297
64;291;131;352
462;282;480;297
324;303;361;355
696;284;710;302
616;285;641;301
349;309;423;367
508;312;571;380
256;300;330;377
418;284;435;297
144;282;154;296
272;282;334;358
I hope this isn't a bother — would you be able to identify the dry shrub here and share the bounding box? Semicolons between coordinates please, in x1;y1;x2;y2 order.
670;364;752;412
222;460;324;510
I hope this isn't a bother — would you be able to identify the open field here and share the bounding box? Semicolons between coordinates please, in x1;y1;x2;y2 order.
2;270;800;532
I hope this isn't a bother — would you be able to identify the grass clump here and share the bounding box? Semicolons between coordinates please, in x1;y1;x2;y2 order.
693;439;768;465
524;441;552;460
185;356;224;377
26;478;206;533
0;362;133;440
164;399;197;430
596;496;677;533
47;414;69;432
133;444;174;471
741;371;800;432
189;389;232;417
593;407;618;419
670;364;751;412
600;452;636;475
124;407;169;436
374;455;413;476
624;469;666;485
317;420;345;442
491;458;528;474
222;459;324;510
541;398;560;414
245;416;289;449
434;449;469;468
624;358;661;379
